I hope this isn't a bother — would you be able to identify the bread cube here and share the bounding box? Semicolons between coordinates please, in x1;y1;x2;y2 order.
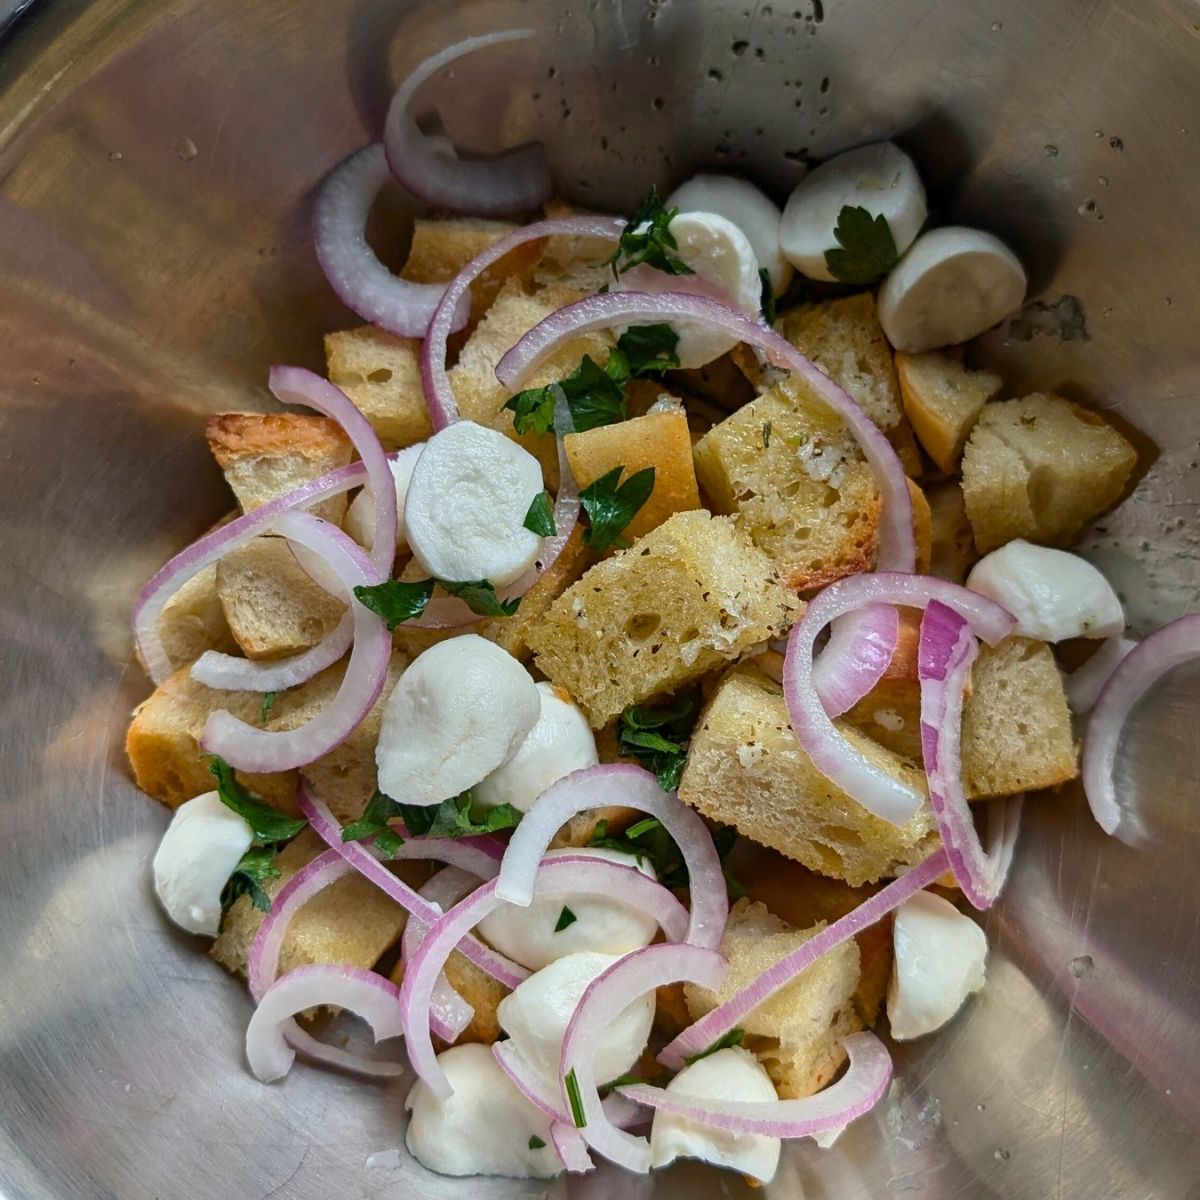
692;380;881;590
535;198;618;293
678;667;937;885
684;899;861;1099
565;409;701;545
927;480;978;583
843;609;926;763
156;563;238;672
909;479;932;574
896;350;1003;473
528;511;795;728
961;394;1137;552
324;326;431;449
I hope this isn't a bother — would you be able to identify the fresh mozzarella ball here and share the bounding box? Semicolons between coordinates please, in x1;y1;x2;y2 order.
615;210;762;368
376;635;540;806
344;443;424;554
405;420;545;587
650;1047;781;1183
496;951;655;1086
404;1043;560;1179
966;540;1124;642
780;142;926;281
477;847;659;970
878;226;1027;352
668;174;793;297
474;682;599;813
888;889;988;1040
151;791;253;937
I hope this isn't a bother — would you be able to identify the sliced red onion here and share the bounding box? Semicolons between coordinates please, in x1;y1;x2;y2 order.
245;964;405;1082
419;213;625;429
559;943;727;1173
918;601;1023;909
1082;613;1200;836
313;143;469;337
383;31;552;218
1066;635;1137;717
659;848;950;1069
813;605;901;718
401;855;691;1101
550;1121;595;1174
495;763;727;950
783;572;1016;827
619;1031;891;1139
494;290;917;571
201;514;391;772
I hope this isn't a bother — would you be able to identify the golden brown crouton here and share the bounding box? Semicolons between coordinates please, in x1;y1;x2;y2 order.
324;326;431;449
961;394;1137;553
926;480;978;583
896;350;1003;473
156;563;238;672
684;899;862;1099
679;667;937;885
528;512;795;728
909;479;932;575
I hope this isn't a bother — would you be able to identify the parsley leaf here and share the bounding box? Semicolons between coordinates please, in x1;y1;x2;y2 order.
615;323;680;377
342;790;405;857
600;1072;653;1093
219;846;281;919
528;1135;546;1151
506;357;626;437
353;578;434;629
260;691;276;723
683;1027;746;1066
564;1067;587;1127
394;791;524;840
210;756;307;843
607;188;695;279
823;205;899;285
762;419;772;449
617;692;700;792
579;465;656;552
524;490;556;537
439;579;521;618
588;811;741;896
759;267;776;325
504;385;559;437
554;905;578;932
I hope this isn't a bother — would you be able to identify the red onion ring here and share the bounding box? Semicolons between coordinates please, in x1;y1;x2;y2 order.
550;1121;595;1174
244;963;405;1082
400;855;691;1101
313;143;469;337
383;31;553;218
1065;635;1136;717
1081;613;1200;836
494;763;728;951
559;943;727;1173
659;847;950;1069
783;572;1016;827
200;514;391;772
813;604;902;717
619;1030;891;1139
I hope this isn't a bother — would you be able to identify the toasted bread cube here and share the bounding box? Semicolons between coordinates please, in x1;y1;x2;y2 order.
205;412;352;524
961;394;1137;553
213;830;422;979
927;480;978;583
536;198;618;293
693;380;881;590
156;563;238;672
528;511;795;728
215;537;346;661
565;410;701;545
684;899;861;1099
679;668;937;885
909;479;932;574
324;326;431;449
897;350;1003;473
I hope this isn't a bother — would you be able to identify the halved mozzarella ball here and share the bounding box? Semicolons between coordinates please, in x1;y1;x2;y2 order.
405;420;545;587
152;790;253;937
650;1047;781;1183
780;142;926;281
887;889;988;1040
344;442;424;554
967;540;1124;642
477;847;659;971
878;226;1026;352
668;174;793;296
375;635;540;806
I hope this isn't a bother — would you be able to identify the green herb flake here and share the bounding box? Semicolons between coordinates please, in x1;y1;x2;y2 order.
209;756;307;844
342;790;405;856
607;188;696;279
683;1027;746;1067
823;205;899;285
395;792;524;840
762;419;772;449
759;267;776;325
554;905;578;933
219;845;281;922
579;465;656;553
617;693;700;793
528;1135;547;1151
599;1072;652;1094
615;323;681;377
353;578;434;629
260;691;276;723
505;356;626;437
524;490;556;538
438;578;521;619
564;1068;587;1128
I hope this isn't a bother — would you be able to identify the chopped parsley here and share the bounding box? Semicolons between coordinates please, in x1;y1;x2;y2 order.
762;419;772;449
353;578;435;629
600;1072;653;1093
260;691;276;723
759;267;776;325
683;1027;746;1066
394;791;524;840
617;692;700;791
589;813;743;897
341;790;405;857
220;846;281;916
554;905;578;932
579;465;656;552
523;490;556;537
607;188;695;279
439;579;521;619
564;1067;587;1127
610;322;680;378
823;205;899;285
528;1135;547;1151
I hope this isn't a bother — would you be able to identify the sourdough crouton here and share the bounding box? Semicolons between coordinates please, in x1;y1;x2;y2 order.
528;512;795;728
961;394;1137;553
156;563;238;672
679;668;937;885
927;481;978;583
693;380;881;590
324;326;431;449
896;350;1003;473
213;830;422;978
910;479;932;574
205;412;352;524
215;537;346;660
684;899;861;1099
564;410;701;545
536;198;617;293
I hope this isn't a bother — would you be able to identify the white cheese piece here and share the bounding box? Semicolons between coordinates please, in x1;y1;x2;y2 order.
344;442;424;554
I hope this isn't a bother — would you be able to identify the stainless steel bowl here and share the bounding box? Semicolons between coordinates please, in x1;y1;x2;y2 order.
1;1;1198;1197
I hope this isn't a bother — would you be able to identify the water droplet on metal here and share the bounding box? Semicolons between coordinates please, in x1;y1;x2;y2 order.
1069;954;1095;978
994;1148;1011;1162
990;19;1003;30
1043;144;1059;157
176;137;198;161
